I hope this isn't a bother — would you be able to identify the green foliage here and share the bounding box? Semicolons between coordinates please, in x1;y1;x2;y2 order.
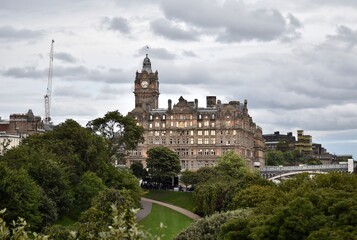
215;151;249;178
130;161;148;179
0;117;142;233
146;146;181;183
86;110;144;164
175;209;251;240
217;172;357;239
75;171;107;213
266;149;309;166
1;207;155;240
0;163;42;230
193;151;270;216
179;170;198;189
77;188;138;238
103;166;142;205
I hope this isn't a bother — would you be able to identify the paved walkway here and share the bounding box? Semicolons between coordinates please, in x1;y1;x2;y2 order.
136;197;201;221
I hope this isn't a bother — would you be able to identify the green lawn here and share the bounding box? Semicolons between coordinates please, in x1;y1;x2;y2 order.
139;203;193;240
144;190;195;212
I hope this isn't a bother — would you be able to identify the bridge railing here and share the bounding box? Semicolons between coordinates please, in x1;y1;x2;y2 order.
261;164;348;172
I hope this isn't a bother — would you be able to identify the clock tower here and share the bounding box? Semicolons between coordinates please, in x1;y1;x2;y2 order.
133;54;160;112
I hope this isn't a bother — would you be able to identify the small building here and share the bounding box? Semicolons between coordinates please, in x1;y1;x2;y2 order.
0;109;44;155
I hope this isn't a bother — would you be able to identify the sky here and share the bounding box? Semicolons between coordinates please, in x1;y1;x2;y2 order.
0;0;356;158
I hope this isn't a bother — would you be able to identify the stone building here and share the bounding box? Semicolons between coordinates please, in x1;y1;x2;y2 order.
128;55;265;170
0;109;44;155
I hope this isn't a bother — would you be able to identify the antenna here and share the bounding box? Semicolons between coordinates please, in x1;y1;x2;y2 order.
44;39;54;126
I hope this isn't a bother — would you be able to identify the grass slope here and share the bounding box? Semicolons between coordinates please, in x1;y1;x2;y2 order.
139;203;193;240
144;190;195;212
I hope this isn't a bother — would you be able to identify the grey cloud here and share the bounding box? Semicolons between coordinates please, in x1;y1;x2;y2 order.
136;47;176;60
54;52;78;63
160;0;301;42
102;17;130;34
55;85;92;98
182;50;197;57
2;65;129;84
0;26;44;41
326;25;357;49
151;19;199;41
2;67;45;79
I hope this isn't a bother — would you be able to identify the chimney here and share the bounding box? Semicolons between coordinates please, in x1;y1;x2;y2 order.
168;99;172;111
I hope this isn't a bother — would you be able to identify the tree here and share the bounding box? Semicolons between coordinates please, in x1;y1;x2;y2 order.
77;188;137;238
180;170;198;190
75;171;107;213
86;110;144;164
130;161;147;179
216;151;249;178
175;209;251;240
0;163;42;230
146;147;181;187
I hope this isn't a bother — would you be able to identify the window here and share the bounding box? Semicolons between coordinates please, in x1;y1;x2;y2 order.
161;131;166;136
198;130;203;135
211;130;215;135
211;114;215;119
210;138;216;144
198;149;203;155
149;123;152;128
204;130;209;135
190;138;194;144
198;138;203;144
155;131;159;136
155;122;160;127
162;115;166;120
204;121;209;127
149;115;153;120
198;122;202;128
204;138;209;144
162;123;166;128
198;114;202;120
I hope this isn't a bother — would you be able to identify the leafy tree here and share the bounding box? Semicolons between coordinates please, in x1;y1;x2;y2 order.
175;209;251;240
180;170;198;190
265;150;285;166
146;146;181;187
0;163;42;230
1;146;74;219
75;171;107;212
86;110;144;164
77;188;137;238
215;151;249;178
130;161;148;179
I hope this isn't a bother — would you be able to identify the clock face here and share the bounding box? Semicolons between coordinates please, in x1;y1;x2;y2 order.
141;80;149;88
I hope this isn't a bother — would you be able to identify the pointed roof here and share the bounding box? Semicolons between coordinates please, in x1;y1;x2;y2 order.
142;54;152;73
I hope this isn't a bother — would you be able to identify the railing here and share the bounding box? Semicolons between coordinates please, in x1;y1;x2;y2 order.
261;164;348;172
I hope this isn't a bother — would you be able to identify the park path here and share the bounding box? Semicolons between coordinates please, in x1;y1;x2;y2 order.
136;197;201;221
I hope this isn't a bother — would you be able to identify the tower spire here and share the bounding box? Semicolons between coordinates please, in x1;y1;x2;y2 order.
142;54;152;73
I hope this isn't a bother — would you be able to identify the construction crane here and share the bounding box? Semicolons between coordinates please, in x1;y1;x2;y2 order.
44;39;54;126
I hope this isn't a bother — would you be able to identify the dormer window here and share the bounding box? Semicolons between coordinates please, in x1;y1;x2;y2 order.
149;115;153;120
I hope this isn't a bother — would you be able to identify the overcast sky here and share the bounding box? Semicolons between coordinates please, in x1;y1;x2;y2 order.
1;0;356;158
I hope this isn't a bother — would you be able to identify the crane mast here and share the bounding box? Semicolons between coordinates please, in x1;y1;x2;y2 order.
44;39;54;125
